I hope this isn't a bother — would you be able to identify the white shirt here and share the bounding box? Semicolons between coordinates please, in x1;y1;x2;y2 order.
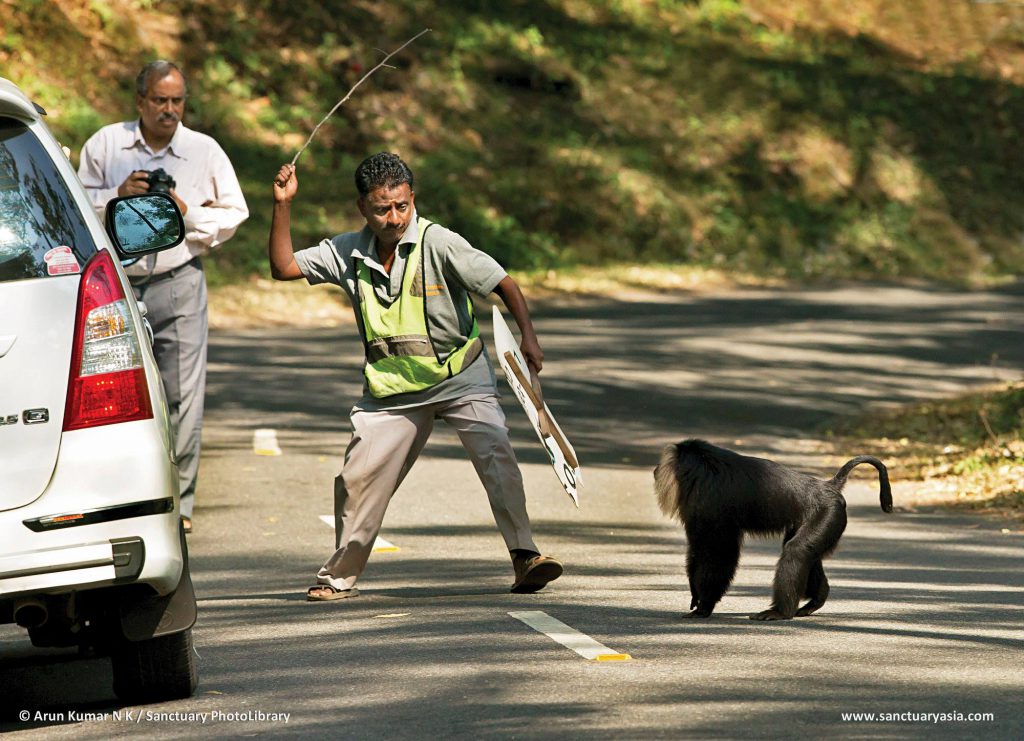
77;120;248;277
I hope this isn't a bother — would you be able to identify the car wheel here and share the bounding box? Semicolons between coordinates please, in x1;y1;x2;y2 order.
111;627;198;702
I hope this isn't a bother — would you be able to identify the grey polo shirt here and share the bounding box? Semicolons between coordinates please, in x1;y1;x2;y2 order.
294;211;506;411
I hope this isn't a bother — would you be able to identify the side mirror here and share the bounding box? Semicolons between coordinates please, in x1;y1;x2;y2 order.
104;193;185;259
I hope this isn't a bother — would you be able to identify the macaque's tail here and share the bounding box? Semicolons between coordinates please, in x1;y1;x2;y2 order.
832;456;893;513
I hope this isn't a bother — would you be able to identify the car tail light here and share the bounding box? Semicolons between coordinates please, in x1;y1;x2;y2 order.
63;251;152;431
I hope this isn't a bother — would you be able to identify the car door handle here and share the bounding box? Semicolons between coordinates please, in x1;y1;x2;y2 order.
0;334;15;358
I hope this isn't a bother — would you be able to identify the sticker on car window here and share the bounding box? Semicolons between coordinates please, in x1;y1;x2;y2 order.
44;246;81;275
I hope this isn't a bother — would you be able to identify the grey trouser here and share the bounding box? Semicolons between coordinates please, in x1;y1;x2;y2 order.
131;259;208;519
317;394;539;590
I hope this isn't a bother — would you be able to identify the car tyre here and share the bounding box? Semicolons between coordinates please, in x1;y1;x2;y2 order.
111;627;198;702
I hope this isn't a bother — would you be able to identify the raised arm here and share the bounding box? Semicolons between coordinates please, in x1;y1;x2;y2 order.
492;275;543;373
268;164;304;281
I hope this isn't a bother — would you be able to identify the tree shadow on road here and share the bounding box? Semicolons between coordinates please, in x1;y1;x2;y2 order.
206;283;1024;471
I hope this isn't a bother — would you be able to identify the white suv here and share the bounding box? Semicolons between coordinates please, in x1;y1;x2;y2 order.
0;78;197;702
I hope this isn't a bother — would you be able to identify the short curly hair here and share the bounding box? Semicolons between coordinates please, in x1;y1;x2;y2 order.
354;152;414;197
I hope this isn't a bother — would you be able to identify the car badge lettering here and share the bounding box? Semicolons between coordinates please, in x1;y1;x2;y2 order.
22;408;49;425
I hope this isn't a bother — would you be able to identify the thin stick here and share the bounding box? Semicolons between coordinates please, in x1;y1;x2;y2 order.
978;407;999;446
290;28;431;166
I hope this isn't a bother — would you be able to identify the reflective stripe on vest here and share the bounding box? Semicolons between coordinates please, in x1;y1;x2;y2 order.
357;218;482;398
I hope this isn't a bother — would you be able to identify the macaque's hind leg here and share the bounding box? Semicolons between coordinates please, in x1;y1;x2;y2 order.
751;528;801;621
751;538;809;621
752;505;845;621
795;559;829;617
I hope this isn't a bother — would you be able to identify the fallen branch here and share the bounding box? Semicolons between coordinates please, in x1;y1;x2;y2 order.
290;28;431;166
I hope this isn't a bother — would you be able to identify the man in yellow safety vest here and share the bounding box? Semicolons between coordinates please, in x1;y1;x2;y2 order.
269;153;563;600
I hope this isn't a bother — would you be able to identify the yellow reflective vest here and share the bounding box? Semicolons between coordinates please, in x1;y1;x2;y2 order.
356;219;481;398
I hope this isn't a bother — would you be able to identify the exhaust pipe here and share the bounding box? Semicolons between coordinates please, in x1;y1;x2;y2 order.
14;597;48;629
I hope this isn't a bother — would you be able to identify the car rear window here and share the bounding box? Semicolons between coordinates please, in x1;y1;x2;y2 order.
0;117;97;283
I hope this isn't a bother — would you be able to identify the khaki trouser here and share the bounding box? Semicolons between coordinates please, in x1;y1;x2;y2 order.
317;394;538;590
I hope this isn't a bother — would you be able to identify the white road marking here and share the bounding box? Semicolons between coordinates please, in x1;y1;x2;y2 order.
509;611;631;661
253;428;282;456
318;515;399;552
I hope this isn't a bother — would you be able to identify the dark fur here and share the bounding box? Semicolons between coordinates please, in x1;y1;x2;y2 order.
654;439;892;620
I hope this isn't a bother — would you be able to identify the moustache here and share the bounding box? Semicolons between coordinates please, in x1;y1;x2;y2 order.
157;113;179;124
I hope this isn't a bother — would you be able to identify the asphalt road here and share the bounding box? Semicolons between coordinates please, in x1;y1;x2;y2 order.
3;282;1024;739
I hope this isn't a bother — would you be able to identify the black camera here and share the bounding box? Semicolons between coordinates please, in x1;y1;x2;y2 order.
144;168;176;194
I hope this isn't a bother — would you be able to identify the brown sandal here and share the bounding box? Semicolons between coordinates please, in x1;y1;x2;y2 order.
306;585;360;601
511;555;563;594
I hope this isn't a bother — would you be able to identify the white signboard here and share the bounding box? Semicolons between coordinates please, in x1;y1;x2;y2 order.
492;306;581;507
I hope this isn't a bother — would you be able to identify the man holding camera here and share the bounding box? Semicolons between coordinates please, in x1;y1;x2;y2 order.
78;60;248;533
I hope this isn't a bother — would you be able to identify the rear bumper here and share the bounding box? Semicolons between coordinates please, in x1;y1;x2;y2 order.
0;538;147;597
0;419;182;600
0;512;183;599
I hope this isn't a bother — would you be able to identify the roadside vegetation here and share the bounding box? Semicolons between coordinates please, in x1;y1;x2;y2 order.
828;381;1024;527
3;0;1023;520
4;0;1024;285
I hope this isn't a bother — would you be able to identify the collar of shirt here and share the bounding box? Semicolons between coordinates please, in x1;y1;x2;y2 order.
125;118;188;160
358;212;420;302
363;211;420;275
